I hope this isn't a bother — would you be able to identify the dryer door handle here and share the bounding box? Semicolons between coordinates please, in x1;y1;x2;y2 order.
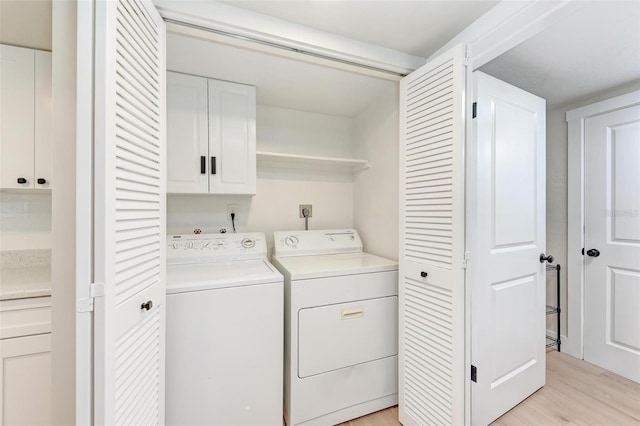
341;307;364;320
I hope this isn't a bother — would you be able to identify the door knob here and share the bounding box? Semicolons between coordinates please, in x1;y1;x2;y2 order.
37;178;47;184
420;271;428;278
586;248;600;257
140;300;153;311
539;253;554;264
17;177;27;184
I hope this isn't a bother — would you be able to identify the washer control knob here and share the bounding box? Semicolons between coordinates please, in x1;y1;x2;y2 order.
241;238;255;249
170;243;179;249
284;236;299;247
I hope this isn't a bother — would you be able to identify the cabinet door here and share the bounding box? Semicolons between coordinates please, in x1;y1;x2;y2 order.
167;72;209;193
208;79;256;195
35;51;52;189
0;44;35;189
0;333;52;425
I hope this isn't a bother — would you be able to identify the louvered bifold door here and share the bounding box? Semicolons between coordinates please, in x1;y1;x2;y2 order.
399;44;467;426
94;0;166;424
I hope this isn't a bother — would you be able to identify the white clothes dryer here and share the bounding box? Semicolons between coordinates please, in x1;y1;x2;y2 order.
271;229;398;426
165;232;283;426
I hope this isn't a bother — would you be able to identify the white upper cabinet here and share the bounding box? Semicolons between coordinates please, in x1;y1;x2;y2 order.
0;45;52;190
167;71;256;195
167;72;209;193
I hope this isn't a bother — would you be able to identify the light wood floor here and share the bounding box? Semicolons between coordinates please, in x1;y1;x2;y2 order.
337;351;640;426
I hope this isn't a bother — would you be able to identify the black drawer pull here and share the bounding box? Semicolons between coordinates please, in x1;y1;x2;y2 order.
211;156;216;175
17;177;27;184
200;156;206;174
37;178;47;184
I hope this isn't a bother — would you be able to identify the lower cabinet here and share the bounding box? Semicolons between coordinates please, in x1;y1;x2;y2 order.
0;297;52;425
0;334;51;425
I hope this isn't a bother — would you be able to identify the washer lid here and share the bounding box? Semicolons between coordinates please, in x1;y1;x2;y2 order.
272;252;397;280
166;259;282;294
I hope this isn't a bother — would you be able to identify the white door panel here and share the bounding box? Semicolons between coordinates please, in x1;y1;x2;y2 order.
470;72;546;425
208;79;256;194
584;104;640;383
399;43;467;426
94;0;166;424
166;72;208;193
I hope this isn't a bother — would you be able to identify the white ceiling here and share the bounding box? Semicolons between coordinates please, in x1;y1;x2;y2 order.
480;1;640;109
218;0;498;58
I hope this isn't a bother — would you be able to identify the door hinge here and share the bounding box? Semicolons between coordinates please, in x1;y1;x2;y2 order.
472;102;477;119
76;282;105;313
461;251;471;269
471;365;477;383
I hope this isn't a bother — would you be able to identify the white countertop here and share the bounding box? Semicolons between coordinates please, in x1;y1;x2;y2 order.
0;250;51;300
0;266;51;300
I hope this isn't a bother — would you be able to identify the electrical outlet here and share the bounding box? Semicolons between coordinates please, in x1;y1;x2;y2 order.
227;204;238;221
299;204;312;218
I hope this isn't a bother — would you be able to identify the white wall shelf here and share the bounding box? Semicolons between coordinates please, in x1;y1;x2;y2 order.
256;151;370;173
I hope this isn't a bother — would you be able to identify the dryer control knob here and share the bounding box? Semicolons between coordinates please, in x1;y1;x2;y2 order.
284;236;299;247
241;238;255;248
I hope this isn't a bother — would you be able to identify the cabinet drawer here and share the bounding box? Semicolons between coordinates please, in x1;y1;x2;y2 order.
0;297;51;339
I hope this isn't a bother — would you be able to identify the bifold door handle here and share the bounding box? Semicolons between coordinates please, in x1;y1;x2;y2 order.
586;248;600;257
211;157;216;175
200;156;206;174
420;271;428;278
141;300;153;311
539;253;554;264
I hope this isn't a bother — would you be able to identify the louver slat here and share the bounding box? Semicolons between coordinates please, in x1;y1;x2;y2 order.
399;44;466;426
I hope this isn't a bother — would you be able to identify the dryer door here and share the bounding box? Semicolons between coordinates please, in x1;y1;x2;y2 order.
298;295;398;378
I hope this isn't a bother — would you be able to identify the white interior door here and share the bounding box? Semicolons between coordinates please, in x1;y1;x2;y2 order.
470;72;546;425
93;0;166;424
399;43;467;426
584;103;640;383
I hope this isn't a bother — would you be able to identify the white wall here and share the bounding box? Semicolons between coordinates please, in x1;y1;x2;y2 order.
0;0;52;51
546;80;640;338
353;85;399;260
0;192;51;250
167;105;356;253
51;1;76;423
257;105;354;157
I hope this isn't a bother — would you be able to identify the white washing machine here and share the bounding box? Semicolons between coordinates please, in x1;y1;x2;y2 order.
271;229;399;426
165;232;283;426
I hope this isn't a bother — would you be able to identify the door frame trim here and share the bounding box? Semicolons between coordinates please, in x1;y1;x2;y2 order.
566;90;640;359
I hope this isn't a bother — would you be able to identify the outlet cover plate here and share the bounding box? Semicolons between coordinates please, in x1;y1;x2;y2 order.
299;204;312;218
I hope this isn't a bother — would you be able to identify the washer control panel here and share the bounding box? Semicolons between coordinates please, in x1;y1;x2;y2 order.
273;229;363;257
167;232;266;264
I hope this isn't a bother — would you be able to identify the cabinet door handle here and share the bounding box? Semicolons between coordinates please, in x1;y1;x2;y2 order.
211;157;216;175
37;178;47;185
17;177;27;184
200;156;206;174
141;300;153;311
